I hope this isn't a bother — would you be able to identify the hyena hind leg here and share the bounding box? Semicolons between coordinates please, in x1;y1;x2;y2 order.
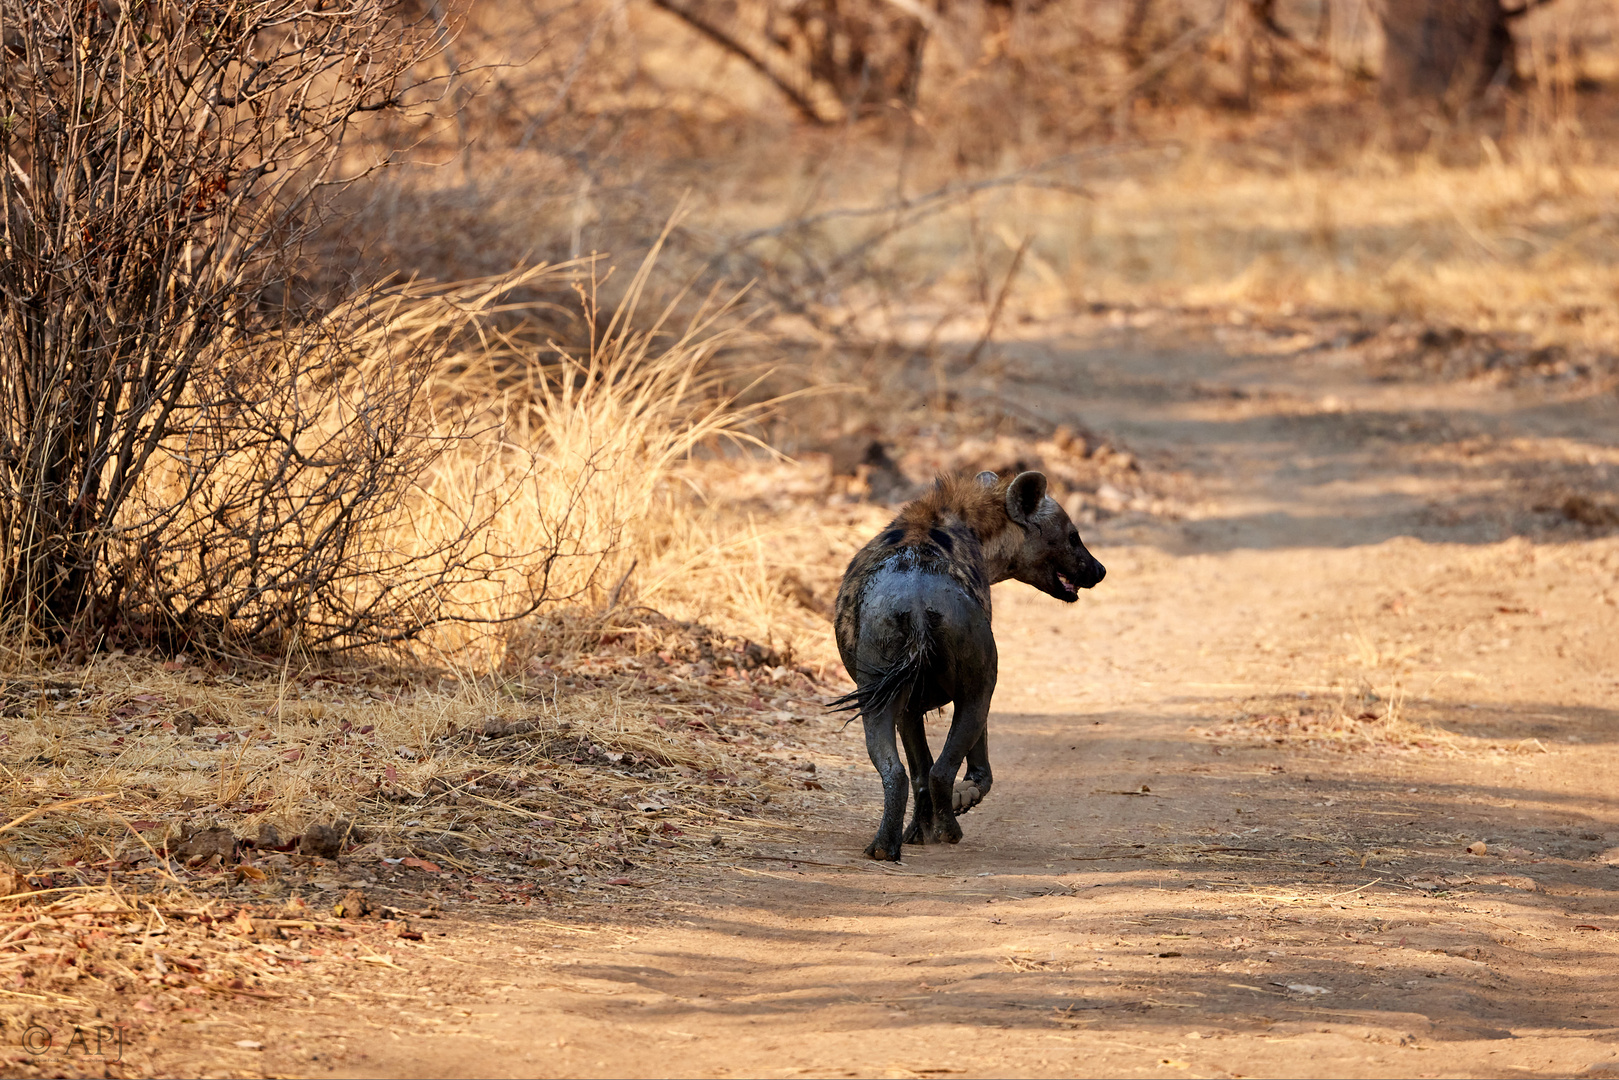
862;711;909;862
898;711;936;846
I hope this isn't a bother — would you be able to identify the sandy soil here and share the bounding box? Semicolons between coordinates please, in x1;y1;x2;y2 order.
100;316;1619;1079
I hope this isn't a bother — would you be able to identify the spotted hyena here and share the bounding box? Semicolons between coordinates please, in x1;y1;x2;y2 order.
831;470;1106;861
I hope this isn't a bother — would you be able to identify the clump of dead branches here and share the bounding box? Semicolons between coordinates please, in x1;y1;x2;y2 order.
0;0;456;651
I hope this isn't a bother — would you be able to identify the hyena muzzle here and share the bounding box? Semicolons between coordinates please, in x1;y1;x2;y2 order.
831;469;1105;861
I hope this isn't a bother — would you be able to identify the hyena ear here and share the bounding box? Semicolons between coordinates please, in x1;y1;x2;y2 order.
975;470;999;488
1005;471;1047;525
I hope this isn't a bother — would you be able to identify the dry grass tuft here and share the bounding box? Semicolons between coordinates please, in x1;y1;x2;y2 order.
383;233;826;667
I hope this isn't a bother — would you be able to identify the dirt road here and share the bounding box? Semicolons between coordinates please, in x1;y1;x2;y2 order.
275;319;1619;1079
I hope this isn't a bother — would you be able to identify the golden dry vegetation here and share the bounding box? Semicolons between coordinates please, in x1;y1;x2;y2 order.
4;0;1619;1075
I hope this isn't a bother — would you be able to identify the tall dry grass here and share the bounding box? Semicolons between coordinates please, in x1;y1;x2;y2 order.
407;235;818;666
933;142;1619;338
107;268;562;657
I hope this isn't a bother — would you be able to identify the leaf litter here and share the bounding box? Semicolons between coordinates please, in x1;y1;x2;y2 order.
0;612;857;1074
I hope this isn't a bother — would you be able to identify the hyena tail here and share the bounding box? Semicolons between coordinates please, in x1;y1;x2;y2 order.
828;605;940;721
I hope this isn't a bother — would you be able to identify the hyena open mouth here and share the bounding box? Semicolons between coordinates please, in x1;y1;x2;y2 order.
1056;572;1079;599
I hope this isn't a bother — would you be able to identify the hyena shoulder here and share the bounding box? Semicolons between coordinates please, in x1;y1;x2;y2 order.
834;475;1022;652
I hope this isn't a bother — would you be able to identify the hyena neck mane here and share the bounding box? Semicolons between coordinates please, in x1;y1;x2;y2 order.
874;474;1028;597
896;474;1026;573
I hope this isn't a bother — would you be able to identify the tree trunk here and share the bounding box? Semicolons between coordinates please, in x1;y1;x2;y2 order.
771;0;932;114
1378;0;1517;111
1224;0;1268;108
651;0;932;124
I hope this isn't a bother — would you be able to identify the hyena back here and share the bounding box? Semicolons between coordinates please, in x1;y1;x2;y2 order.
832;470;1106;861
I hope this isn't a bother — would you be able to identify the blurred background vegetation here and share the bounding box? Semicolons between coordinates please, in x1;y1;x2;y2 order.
344;0;1619;413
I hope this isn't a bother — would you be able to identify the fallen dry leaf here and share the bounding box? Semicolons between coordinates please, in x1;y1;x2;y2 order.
334;889;371;919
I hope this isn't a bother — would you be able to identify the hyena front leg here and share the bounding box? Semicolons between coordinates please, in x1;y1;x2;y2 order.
953;728;992;815
897;709;936;845
862;709;908;861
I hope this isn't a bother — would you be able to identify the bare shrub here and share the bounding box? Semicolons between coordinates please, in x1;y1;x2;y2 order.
113;270;591;654
28;234;783;660
0;0;453;648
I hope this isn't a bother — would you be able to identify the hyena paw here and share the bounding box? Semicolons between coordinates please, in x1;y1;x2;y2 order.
928;815;964;845
902;818;926;845
952;781;984;813
864;837;902;862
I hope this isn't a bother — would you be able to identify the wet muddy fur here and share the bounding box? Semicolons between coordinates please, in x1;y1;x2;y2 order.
832;471;1106;861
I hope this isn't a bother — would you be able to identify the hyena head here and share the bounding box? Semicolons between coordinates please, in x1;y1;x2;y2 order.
979;470;1106;602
